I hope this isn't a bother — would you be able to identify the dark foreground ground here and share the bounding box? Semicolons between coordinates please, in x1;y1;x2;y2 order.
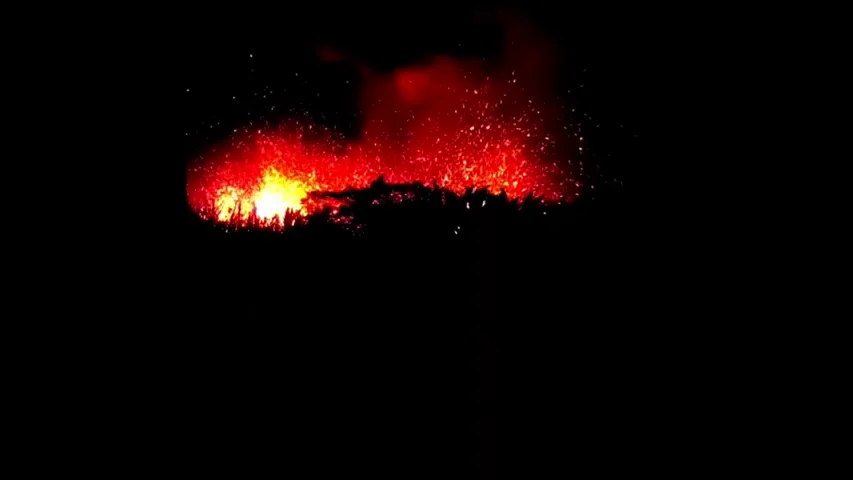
175;185;684;478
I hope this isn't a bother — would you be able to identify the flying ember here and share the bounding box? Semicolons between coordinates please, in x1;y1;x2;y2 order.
187;56;581;228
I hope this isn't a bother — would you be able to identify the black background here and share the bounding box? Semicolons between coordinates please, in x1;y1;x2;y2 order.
20;4;809;475
168;4;675;478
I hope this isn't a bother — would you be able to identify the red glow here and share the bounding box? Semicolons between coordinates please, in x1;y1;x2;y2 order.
187;57;579;228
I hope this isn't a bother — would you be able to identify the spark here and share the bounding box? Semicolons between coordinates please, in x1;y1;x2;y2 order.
187;57;585;229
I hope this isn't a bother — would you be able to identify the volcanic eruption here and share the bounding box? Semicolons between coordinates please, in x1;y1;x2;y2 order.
187;25;585;228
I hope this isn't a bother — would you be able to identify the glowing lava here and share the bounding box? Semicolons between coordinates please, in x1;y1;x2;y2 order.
209;168;310;222
253;172;308;219
187;57;583;227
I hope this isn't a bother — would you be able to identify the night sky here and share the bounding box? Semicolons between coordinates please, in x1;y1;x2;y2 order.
180;6;646;191
175;6;661;478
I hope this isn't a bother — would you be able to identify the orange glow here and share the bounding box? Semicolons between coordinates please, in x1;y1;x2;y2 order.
251;168;309;218
187;57;583;228
212;168;310;222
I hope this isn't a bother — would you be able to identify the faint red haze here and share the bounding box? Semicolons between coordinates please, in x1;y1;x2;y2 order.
187;13;581;227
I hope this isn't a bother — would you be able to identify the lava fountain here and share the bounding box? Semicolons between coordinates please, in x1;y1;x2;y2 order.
187;56;581;227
